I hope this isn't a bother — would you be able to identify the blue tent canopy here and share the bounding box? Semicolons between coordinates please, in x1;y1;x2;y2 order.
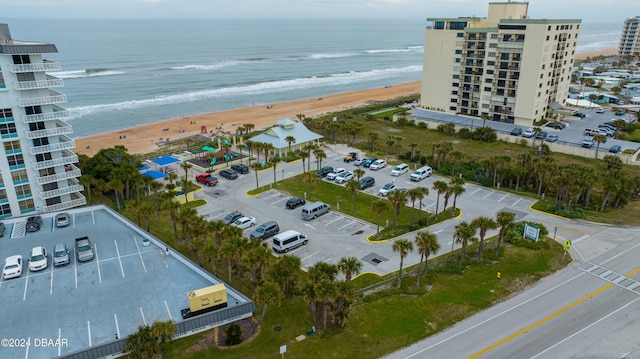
151;156;181;167
142;170;166;180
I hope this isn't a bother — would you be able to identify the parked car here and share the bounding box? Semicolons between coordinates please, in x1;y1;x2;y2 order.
232;216;256;229
26;215;42;232
334;171;354;184
55;213;70;227
231;163;249;174
286;197;306;209
574;111;587;118
390;163;409;176
597;126;615;137
546;134;559;142
535;131;547;140
249;221;280;240
359;176;375;190
378;183;396;196
75;237;95;262
522;128;535;138
53;243;70;267
353;157;365;166
510;127;522;136
3;255;22;279
196;173;219;186
581;137;594;148
218;169;238;180
369;159;387;171
0;222;5;237
609;145;622;154
362;157;377;168
317;166;334;178
222;211;243;225
544;122;565;130
343;152;357;162
596;107;606;114
615;110;625;116
28;246;48;272
326;168;346;180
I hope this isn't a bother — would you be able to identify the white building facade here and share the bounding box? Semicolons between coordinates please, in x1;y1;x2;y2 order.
619;16;640;57
420;2;581;126
0;24;85;219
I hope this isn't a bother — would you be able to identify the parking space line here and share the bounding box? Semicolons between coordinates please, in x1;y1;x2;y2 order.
483;191;494;199
50;264;54;295
263;193;280;200
324;257;333;263
87;321;92;347
165;300;173;321
513;198;523;206
325;217;342;226
133;236;148;273
23;272;29;301
140;307;147;326
114;314;120;339
74;253;78;289
272;197;288;204
498;194;509;202
471;187;482;195
95;244;102;283
337;220;354;231
58;328;62;357
301;251;319;261
114;240;125;278
91;210;95;224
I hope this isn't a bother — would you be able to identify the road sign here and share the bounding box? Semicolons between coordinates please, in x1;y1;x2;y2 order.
564;240;572;250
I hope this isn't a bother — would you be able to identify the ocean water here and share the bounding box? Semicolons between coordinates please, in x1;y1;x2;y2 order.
0;19;621;138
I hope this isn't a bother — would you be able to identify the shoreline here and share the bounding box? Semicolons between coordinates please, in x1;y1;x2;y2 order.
575;47;618;60
74;81;422;156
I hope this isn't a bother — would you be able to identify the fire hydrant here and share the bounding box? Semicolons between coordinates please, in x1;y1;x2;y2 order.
497;272;501;280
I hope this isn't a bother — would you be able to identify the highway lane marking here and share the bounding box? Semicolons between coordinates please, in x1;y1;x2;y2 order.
530;296;640;358
468;266;640;359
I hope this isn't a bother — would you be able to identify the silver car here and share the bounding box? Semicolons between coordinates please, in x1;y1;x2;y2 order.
53;243;70;267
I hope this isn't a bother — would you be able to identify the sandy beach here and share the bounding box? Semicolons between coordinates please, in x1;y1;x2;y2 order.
575;47;618;61
74;81;421;156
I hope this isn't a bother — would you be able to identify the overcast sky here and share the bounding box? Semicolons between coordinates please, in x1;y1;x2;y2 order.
1;0;634;22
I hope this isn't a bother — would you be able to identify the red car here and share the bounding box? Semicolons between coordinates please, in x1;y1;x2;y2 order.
196;173;219;186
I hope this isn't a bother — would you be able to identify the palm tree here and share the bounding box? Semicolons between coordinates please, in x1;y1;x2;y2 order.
108;179;124;211
387;189;407;230
353;168;365;181
302;171;316;200
79;174;95;205
593;134;607;159
150;319;176;355
254;282;282;324
303;143;316;172
392;239;413;288
414;231;440;287
284;135;296;158
250;162;261;189
149;180;163;221
407;187;423;228
385;135;395;155
345;179;360;213
337;256;362;283
481;113;490;128
495;211;516;257
179;161;193;179
370;199;389;234
416;187;429;225
269;156;281;184
313;148;326;171
453;221;476;266
432;180;449;217
269;254;302;299
298;150;310;173
449;177;466;216
470;216;497;261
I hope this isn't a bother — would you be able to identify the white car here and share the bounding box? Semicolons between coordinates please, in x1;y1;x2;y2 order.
378;183;396;196
334;171;354;184
29;246;48;272
369;159;387;171
326;168;346;180
232;216;256;229
3;255;23;279
522;128;535;138
390;163;409;176
353;157;365;166
596;107;606;114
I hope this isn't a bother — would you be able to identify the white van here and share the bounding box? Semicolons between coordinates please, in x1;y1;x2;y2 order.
301;202;330;220
390;163;409;176
272;230;308;253
410;166;432;182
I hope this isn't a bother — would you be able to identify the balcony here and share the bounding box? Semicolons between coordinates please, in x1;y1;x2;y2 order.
30;135;75;155
32;150;78;171
41;194;87;213
17;90;67;107
25;119;73;139
21;107;69;124
14;76;64;91
10;60;61;73
36;164;82;185
39;180;84;200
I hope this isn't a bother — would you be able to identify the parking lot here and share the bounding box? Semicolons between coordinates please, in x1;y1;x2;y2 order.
0;207;251;357
195;149;547;277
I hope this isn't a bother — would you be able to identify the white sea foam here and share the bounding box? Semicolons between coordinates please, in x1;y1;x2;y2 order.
51;69;125;79
308;53;357;59
170;60;258;71
67;65;422;120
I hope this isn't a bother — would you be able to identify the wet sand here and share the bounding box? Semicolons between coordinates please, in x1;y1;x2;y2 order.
74;81;421;156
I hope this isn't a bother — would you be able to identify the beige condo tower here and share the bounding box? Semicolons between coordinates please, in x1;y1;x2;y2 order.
420;1;581;126
618;16;640;57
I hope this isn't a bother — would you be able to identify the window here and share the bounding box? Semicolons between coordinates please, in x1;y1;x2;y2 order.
457;32;464;38
35;152;53;162
29;122;46;131
451;98;458;103
32;137;49;147
25;106;42;115
490;34;498;39
7;154;24;167
12;55;31;65
15;184;31;198
46;197;62;206
486;69;494;75
0;123;17;137
39;167;56;177
0;189;6;201
487;61;495;66
485;78;493;83
546;35;550;41
19;198;35;213
537;92;541;97
0;72;4;89
489;43;497;48
0;203;11;217
449;106;457;111
455;58;461;63
434;21;445;29
484;87;491;91
542;64;545;69
488;52;496;57
11;169;28;183
43;182;59;192
4;141;21;153
0;108;13;119
455;49;462;54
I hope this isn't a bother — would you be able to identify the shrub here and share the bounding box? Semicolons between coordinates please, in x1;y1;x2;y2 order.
224;324;243;346
417;122;428;129
457;128;473;139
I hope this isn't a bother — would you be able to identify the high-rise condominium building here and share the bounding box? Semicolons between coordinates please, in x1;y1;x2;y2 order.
0;24;85;219
420;1;581;126
619;17;640;57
